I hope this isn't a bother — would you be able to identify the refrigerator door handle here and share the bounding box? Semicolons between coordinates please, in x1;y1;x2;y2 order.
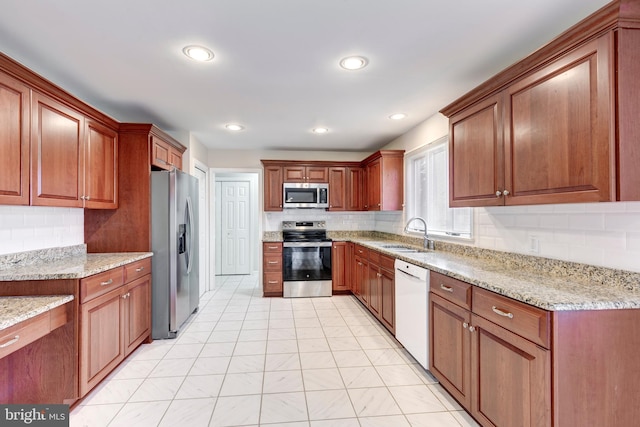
186;195;195;274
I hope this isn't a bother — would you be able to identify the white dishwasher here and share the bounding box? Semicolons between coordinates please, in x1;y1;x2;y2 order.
394;259;429;369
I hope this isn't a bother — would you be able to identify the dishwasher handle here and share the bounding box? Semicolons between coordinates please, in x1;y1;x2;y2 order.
396;268;422;280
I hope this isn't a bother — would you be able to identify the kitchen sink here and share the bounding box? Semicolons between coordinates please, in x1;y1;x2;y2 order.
378;244;421;253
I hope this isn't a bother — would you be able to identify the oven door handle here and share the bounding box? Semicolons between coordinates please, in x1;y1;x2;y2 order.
283;241;333;248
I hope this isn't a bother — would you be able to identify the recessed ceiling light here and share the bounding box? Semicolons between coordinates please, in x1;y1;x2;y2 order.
312;127;329;134
225;123;244;131
182;45;214;62
339;56;368;70
389;113;407;120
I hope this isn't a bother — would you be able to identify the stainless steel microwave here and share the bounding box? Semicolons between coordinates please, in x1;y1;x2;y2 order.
283;183;329;209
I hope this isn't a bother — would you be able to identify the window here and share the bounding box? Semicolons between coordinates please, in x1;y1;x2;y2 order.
405;137;472;239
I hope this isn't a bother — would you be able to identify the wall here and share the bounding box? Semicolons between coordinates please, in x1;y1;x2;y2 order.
0;206;84;255
381;112;640;273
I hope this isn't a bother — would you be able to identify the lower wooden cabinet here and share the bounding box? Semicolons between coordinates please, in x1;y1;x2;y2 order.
331;241;351;292
263;242;283;296
430;272;551;427
79;260;151;396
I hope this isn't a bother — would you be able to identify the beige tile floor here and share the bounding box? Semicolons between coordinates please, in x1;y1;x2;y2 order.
71;274;480;427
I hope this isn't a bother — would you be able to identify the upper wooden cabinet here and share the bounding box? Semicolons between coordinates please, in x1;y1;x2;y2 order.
261;152;402;212
1;53;119;209
0;71;30;205
362;151;404;211
442;0;640;206
31;91;85;208
283;165;328;183
151;135;184;171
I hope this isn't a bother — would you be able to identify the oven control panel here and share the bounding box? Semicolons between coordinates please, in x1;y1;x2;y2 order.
282;221;326;230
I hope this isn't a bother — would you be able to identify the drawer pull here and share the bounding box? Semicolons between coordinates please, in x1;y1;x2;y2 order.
100;278;114;286
491;306;514;319
440;284;454;293
267;246;279;249
267;261;279;265
0;335;20;348
135;267;145;272
268;281;279;284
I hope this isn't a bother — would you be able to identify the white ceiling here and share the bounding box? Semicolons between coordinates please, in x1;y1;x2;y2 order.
0;0;610;152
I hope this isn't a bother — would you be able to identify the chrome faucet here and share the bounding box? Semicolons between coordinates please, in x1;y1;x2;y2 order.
404;217;435;250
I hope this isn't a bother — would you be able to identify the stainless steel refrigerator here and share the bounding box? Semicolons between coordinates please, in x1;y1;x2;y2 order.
151;169;199;339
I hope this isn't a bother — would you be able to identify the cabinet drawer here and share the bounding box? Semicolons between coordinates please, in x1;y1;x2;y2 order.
124;258;151;283
263;272;283;293
430;271;472;310
354;245;369;258
369;250;380;264
379;254;395;271
263;254;283;272
472;287;550;348
0;310;51;359
80;267;124;303
263;242;283;253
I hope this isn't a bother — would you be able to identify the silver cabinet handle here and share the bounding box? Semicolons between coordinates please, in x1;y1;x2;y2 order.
503;190;510;196
377;272;382;277
100;278;114;286
267;261;279;264
469;326;476;332
135;267;145;272
267;246;279;249
462;322;468;329
0;335;19;348
491;306;514;319
440;284;454;293
495;190;502;197
267;281;278;284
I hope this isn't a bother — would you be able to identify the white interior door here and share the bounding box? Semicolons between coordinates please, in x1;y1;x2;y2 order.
193;165;209;296
220;181;251;275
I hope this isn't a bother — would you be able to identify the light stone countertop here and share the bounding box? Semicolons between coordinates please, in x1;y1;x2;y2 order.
0;252;153;282
350;238;640;311
0;295;74;331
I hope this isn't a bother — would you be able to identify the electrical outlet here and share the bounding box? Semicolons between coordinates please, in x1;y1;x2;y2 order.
529;236;540;254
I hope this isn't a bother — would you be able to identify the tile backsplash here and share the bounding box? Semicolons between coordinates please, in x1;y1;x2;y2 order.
263;210;376;231
0;206;84;255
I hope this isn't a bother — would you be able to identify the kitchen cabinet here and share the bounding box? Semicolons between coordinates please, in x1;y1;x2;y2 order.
283;165;328;183
84;123;186;253
263;165;283;211
346;167;364;211
0;71;30;205
30;92;118;209
442;1;640;205
362;150;404;211
79;258;151;396
351;245;395;334
331;241;350;292
263;242;283;296
328;167;346;211
151;135;184;171
430;271;551;427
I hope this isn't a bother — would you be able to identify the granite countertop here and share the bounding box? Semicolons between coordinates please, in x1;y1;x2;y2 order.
0;295;74;331
0;250;153;282
350;238;640;312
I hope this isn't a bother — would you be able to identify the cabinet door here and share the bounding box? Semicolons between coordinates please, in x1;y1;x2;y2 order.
306;166;328;183
79;289;124;396
0;72;30;205
31;92;84;207
346;167;364;211
470;313;551;427
85;119;118;209
368;263;381;316
331;242;349;292
264;166;283;211
151;136;171;170
328;167;346;211
379;266;395;334
366;159;381;210
169;148;183;171
504;37;613;205
283;166;305;182
354;256;367;304
123;275;151;355
449;93;504;207
429;292;472;408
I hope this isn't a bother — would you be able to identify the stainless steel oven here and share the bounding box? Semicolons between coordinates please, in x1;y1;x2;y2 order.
282;221;332;297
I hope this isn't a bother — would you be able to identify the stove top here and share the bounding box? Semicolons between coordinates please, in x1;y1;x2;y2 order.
282;221;331;242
